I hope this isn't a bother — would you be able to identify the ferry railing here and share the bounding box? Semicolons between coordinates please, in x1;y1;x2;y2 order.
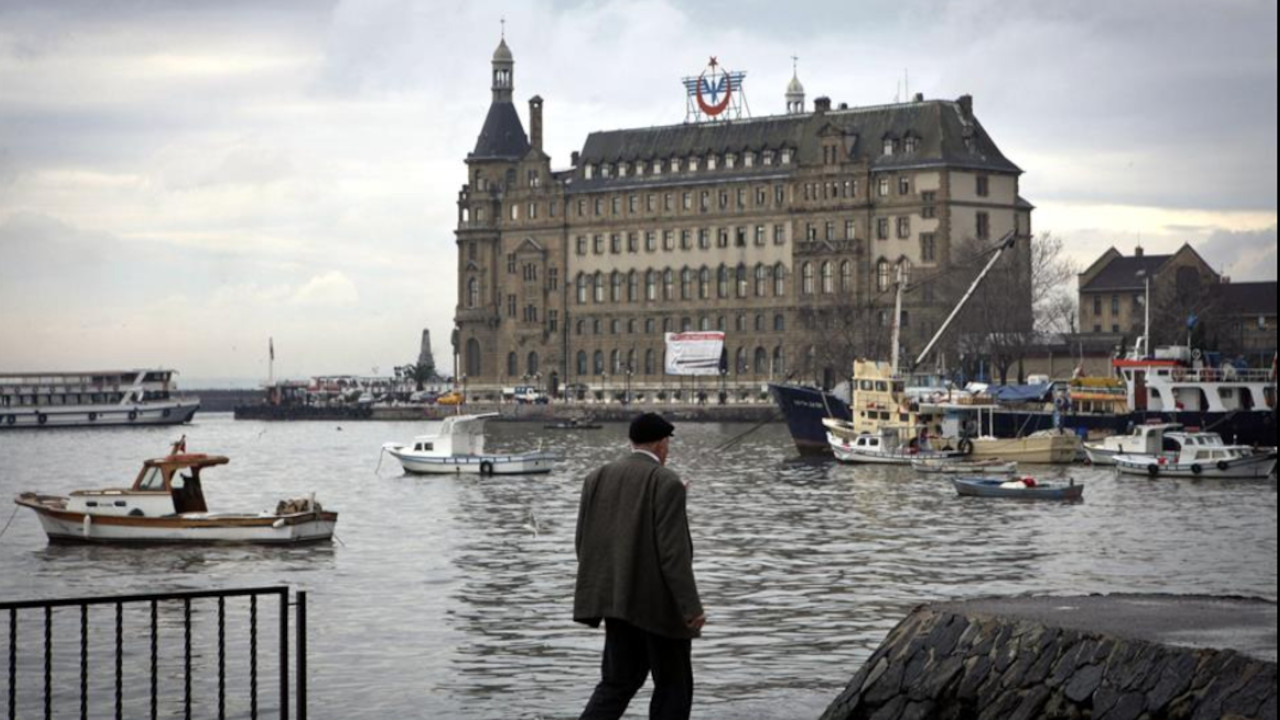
2;586;307;720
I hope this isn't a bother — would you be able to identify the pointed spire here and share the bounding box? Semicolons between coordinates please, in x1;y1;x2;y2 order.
786;55;806;114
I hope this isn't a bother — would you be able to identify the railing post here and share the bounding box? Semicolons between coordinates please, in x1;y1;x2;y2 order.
279;591;289;720
297;591;307;720
8;608;16;720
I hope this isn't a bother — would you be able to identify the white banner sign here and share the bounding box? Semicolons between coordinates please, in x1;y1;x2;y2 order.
664;332;726;376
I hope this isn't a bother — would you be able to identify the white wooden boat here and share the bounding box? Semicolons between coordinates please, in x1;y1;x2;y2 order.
1114;431;1278;479
912;457;1018;475
0;370;199;430
1083;423;1182;465
382;413;556;476
829;428;961;465
13;438;337;544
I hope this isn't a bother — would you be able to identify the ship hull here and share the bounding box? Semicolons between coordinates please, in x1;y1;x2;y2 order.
0;400;200;430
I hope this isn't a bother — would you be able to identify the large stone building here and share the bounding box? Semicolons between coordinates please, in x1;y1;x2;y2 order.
454;39;1034;397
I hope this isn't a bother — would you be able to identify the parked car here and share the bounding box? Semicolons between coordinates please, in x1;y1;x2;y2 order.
437;391;465;406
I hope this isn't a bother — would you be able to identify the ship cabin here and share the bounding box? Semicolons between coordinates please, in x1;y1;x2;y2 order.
65;451;229;518
0;370;178;409
1114;346;1277;414
846;360;942;437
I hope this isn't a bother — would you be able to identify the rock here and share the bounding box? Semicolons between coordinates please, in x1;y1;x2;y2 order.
1008;685;1053;720
1064;664;1105;704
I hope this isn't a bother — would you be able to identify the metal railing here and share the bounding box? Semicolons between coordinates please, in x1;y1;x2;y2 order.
3;586;307;720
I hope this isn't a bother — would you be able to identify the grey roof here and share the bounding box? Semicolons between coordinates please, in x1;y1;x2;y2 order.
571;99;1021;191
1216;281;1277;316
492;38;513;63
470;101;530;160
1081;255;1171;292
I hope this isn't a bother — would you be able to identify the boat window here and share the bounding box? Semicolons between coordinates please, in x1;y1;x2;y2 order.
875;382;888;392
171;475;185;490
1161;437;1180;453
138;466;164;491
860;381;874;391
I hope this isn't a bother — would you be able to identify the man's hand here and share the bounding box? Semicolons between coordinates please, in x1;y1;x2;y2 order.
687;613;706;631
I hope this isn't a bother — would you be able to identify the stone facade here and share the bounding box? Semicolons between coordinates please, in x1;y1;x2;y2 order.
454;40;1034;396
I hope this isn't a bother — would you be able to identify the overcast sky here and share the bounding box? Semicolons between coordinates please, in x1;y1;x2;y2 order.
1;0;1276;385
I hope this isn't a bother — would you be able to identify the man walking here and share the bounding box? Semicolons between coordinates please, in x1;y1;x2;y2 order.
574;412;705;720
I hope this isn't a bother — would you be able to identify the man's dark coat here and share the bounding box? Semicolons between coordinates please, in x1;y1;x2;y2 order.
574;452;703;640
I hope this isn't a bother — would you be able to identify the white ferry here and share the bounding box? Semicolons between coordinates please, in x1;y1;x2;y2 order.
0;370;200;430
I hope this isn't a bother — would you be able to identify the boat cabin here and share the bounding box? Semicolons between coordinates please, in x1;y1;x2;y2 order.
844;360;941;437
1115;345;1277;414
1160;432;1247;464
65;452;229;518
408;414;497;457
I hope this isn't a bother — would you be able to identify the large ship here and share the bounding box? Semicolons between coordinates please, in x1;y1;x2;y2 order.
0;370;200;430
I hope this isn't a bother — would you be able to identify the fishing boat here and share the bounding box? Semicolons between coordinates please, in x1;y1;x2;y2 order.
382;413;556;475
0;370;199;430
912;457;1019;475
828;427;961;465
1113;431;1277;479
1083;423;1182;465
13;438;337;544
951;476;1084;501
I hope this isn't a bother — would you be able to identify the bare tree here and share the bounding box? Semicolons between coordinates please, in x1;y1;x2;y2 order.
1030;233;1079;335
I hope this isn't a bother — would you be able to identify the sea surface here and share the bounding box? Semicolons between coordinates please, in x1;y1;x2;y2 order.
1;414;1276;719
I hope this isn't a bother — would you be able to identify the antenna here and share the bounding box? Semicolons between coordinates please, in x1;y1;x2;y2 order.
500;16;505;39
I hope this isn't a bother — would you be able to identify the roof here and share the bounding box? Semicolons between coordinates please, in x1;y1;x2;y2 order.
470;101;530;160
571;99;1021;192
1080;254;1171;292
492;38;513;63
1216;281;1277;316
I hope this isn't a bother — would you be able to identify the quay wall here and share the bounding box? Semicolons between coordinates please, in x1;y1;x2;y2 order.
221;399;778;423
820;596;1277;720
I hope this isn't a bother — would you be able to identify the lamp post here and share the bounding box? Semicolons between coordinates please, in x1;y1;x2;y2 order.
625;368;633;406
719;367;728;405
603;373;610;404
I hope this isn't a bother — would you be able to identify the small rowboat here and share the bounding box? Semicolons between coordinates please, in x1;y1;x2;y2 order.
912;458;1018;475
951;476;1084;501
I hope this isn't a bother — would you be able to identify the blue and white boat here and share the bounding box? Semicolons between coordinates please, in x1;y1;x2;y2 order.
381;414;556;476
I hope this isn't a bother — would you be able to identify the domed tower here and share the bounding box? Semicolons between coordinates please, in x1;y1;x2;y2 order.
470;37;530;162
786;59;806;115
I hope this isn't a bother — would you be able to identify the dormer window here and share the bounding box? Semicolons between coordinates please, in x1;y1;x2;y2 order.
689;157;699;172
584;165;595;180
781;149;792;164
601;164;612;178
652;160;662;175
618;162;628;178
904;135;919;153
882;138;895;156
634;162;644;176
726;153;737;169
763;151;774;166
708;155;718;171
671;158;681;173
744;153;755;168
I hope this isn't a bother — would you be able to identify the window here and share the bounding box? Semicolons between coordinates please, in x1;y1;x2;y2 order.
976;175;990;197
736;264;748;298
774;225;787;245
681;229;692;250
976;212;990;240
802;263;815;295
878;177;890;197
775;184;786;204
882;138;895;155
611;234;622;254
717;266;730;298
548;310;558;333
467;278;479;308
548;267;559;290
699;267;711;299
646;271;657;301
1093;296;1103;315
507;353;518;377
699;228;710;249
755;265;768;297
577;274;588;304
897;216;911;239
683;192;692;210
898;176;911;195
594;272;605;303
717;228;729;248
922;191;936;219
845;220;856;240
876;259;891;292
737;188;746;208
644;349;655;375
774;314;786;332
774;264;786;297
507;254;517;273
645;231;657;252
611;272;623;302
921;233;937;263
575;351;587;376
821;262;834;294
594;351;605;375
593;235;604;254
825;221;835;241
663;269;675;301
681;268;693;300
904;136;918;153
877;218;890;240
1111;295;1120;314
507;294;517;318
735;227;747;248
628;232;639;253
839;261;852;293
628;271;639;302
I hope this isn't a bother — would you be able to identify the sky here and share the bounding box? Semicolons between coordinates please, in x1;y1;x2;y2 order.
0;0;1276;386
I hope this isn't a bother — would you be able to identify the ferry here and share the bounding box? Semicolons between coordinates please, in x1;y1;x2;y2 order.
0;370;200;430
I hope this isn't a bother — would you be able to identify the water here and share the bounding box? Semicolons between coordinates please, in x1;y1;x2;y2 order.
1;415;1276;719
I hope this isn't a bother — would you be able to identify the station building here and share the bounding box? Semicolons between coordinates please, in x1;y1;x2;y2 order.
453;38;1034;398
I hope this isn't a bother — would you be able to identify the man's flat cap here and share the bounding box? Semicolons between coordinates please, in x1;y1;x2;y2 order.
629;413;675;445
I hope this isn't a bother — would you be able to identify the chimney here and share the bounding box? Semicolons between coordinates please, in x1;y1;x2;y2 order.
957;94;973;120
529;95;544;153
913;92;924;103
1135;245;1144;258
814;96;831;114
570;150;580;167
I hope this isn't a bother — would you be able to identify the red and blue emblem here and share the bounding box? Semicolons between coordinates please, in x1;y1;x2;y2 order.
695;57;733;117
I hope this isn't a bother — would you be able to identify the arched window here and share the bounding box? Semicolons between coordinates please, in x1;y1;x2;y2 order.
718;266;730;298
577;351;588;376
594;271;605;303
644;349;656;375
663;269;675;301
774;263;787;297
802;262;815;295
611;271;623;302
735;314;747;332
736;264;748;298
527;352;539;376
592;318;602;335
736;347;748;374
897;257;912;285
681;268;693;300
628;270;639;302
646;271;658;301
700;316;711;331
699;267;711;299
466;338;482;377
876;258;891;292
773;347;786;375
755;264;768;297
840;261;853;293
754;347;769;374
774;314;786;332
681;317;692;332
467;277;480;308
626;349;636;372
754;314;766;332
593;351;605;375
610;349;620;374
821;262;834;294
507;352;518;378
576;320;586;336
577;273;588;304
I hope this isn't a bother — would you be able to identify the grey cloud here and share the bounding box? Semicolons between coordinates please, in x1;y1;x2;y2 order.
1197;226;1279;282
